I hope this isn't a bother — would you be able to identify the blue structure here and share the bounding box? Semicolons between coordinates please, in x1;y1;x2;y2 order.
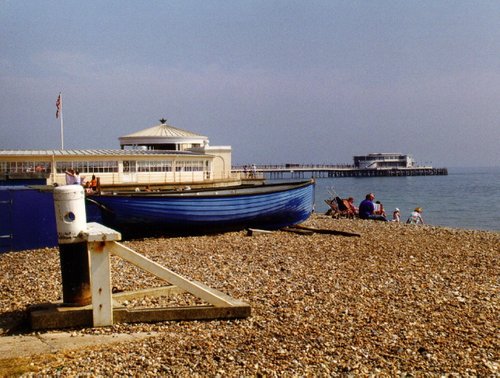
0;186;58;253
0;186;103;253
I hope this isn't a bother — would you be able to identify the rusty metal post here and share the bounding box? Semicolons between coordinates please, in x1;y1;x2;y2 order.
53;185;91;306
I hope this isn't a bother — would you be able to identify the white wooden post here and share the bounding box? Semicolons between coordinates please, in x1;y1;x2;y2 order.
82;222;121;327
89;241;113;326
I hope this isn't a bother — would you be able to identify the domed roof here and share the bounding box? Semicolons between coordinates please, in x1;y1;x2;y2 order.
118;119;209;151
121;120;207;139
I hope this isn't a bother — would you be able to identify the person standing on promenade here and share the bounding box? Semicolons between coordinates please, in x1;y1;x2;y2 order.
359;193;388;221
73;171;82;185
65;169;75;185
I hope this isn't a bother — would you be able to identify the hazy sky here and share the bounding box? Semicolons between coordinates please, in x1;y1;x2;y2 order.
1;1;499;167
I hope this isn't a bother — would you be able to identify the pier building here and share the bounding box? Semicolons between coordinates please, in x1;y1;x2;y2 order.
353;153;415;169
233;153;447;179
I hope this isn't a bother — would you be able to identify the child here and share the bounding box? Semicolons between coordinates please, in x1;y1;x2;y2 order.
392;208;400;222
406;207;424;224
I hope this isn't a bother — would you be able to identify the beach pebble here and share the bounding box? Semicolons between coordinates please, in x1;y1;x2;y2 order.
0;214;498;376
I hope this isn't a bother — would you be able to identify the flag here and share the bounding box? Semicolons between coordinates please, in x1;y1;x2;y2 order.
56;94;61;119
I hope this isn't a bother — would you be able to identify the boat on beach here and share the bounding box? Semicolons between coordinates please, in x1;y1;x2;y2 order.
87;179;315;236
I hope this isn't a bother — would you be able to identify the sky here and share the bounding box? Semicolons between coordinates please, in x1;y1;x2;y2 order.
1;1;499;167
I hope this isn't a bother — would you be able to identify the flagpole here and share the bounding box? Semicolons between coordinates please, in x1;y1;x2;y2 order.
60;93;64;150
56;93;64;150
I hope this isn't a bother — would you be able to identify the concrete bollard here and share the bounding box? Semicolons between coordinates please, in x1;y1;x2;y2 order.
53;185;91;306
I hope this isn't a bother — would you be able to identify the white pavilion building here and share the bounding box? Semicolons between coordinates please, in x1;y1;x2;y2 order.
0;119;237;189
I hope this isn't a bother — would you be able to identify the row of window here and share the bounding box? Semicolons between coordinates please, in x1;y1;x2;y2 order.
175;160;205;172
0;160;209;174
56;161;119;173
0;161;52;173
134;160;206;172
135;160;172;172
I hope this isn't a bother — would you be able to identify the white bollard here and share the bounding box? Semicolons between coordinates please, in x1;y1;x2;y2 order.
53;185;91;306
53;185;87;243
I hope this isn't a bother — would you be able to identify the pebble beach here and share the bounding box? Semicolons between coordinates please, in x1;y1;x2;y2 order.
0;214;498;376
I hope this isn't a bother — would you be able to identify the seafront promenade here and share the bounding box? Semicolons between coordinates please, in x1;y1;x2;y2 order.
233;164;448;179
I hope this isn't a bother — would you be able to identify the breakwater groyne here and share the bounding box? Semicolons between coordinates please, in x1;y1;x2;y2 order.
233;164;448;179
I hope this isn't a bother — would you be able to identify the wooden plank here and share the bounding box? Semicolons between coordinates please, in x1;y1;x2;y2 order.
108;241;239;308
30;300;251;330
83;222;121;242
113;305;251;323
286;224;361;237
281;227;314;235
112;285;185;301
30;304;93;330
89;241;113;326
247;228;273;236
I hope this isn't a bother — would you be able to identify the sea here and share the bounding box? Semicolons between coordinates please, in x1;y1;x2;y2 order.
272;167;500;232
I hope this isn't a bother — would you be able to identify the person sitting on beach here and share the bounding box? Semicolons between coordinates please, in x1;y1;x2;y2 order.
406;207;424;224
374;200;386;217
392;208;401;222
346;197;358;216
358;193;388;221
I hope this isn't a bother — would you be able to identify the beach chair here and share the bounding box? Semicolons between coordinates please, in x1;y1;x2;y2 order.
324;198;340;218
325;187;354;219
340;198;357;218
325;197;351;218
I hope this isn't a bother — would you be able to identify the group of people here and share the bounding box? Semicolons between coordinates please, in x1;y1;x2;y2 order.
357;192;424;224
65;169;98;193
242;164;258;178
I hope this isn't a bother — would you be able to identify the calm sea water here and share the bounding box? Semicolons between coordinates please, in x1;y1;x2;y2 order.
274;167;500;231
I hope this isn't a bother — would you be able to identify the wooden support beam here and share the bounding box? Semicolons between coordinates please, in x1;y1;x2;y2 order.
89;241;113;327
30;222;251;330
113;305;251;323
30;302;250;330
112;285;185;301
108;241;238;308
84;223;121;327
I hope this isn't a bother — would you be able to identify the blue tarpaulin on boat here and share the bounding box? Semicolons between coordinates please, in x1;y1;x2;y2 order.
0;178;47;186
0;186;58;253
0;186;104;253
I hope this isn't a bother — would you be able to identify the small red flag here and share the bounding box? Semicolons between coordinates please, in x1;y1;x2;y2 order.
56;94;61;119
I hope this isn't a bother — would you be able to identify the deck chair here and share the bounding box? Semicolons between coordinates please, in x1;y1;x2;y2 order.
339;198;356;219
325;197;356;219
324;198;340;218
336;197;356;218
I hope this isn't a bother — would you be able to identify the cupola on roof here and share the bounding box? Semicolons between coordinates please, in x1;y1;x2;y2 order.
119;118;209;151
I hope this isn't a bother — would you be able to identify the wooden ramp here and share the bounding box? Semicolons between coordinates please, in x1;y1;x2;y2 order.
30;223;250;330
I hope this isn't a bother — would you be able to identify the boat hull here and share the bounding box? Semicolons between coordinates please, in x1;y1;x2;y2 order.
89;180;315;236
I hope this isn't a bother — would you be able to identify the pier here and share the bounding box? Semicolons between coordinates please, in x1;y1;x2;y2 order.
232;164;448;179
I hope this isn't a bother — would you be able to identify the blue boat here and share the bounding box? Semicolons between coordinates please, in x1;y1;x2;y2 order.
88;179;315;236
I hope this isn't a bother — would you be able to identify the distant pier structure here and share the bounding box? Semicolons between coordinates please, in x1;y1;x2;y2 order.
234;153;448;179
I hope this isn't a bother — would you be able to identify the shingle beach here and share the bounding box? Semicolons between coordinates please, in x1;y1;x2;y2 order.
1;214;498;376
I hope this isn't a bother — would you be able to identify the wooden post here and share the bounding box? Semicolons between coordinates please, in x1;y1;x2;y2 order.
83;223;121;327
